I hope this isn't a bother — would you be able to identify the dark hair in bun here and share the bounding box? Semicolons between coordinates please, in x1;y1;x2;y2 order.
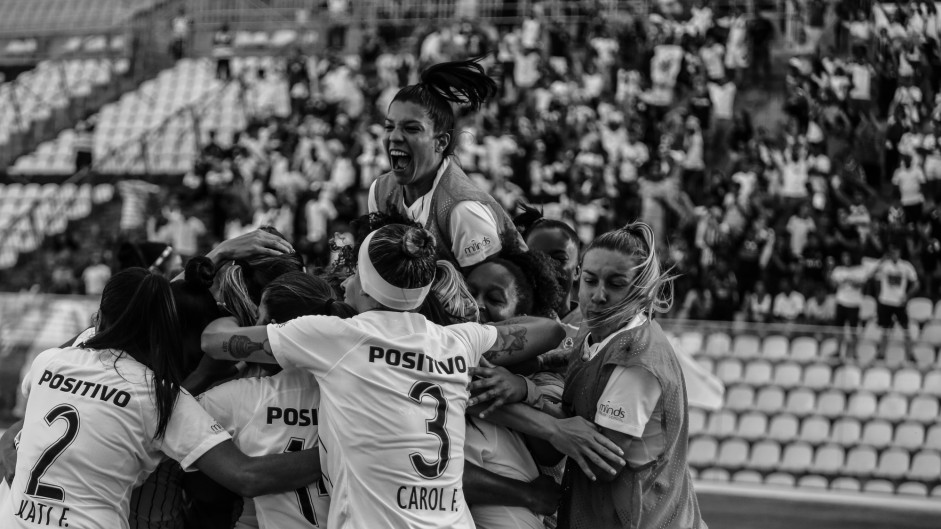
367;224;437;290
184;256;215;290
514;203;580;249
391;57;497;157
261;272;357;323
171;258;222;375
491;250;566;318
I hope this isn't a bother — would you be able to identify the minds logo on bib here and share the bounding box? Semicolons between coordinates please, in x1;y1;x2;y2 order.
598;401;626;420
462;236;492;257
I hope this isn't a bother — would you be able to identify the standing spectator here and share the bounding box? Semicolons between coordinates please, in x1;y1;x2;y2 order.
873;244;919;357
706;259;739;321
700;33;726;83
893;155;927;223
724;7;749;84
748;12;774;87
707;76;736;158
170;8;190;60
212;24;234;81
786;204;816;258
831;251;868;356
74;120;94;174
149;200;207;261
117;180;160;239
81;252;112;296
772;278;805;322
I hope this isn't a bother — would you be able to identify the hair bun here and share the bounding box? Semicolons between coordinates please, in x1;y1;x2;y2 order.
184;256;215;289
401;228;437;260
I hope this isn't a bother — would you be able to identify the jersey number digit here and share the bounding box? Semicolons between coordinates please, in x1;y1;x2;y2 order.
26;404;80;501
407;381;451;480
284;437;318;526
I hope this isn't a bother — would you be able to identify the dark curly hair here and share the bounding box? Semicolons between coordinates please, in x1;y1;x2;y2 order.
489;250;566;318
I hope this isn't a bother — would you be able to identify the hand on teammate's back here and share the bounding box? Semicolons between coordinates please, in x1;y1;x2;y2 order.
210;229;295;262
548;416;626;482
526;475;562;516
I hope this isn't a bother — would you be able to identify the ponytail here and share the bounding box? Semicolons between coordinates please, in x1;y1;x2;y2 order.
84;269;184;440
261;272;358;323
581;222;675;330
219;263;258;326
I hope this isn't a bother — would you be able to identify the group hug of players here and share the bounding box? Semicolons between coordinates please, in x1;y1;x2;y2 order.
0;59;707;529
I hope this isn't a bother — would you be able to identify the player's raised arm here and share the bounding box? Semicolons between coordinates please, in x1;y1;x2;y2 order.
193;440;321;498
483;316;565;366
201;317;278;364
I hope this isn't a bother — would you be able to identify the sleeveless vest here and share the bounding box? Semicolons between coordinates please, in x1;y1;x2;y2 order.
373;160;523;266
558;320;706;529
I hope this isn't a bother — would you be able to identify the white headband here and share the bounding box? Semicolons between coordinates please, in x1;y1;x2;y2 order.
357;230;433;311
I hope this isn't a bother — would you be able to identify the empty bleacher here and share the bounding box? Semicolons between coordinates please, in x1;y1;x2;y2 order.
0;0;156;36
8;56;288;176
672;322;941;498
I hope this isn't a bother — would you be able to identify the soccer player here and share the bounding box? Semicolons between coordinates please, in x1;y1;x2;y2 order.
201;224;566;529
0;269;320;529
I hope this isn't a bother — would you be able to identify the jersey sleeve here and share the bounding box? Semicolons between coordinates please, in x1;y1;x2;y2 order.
267;316;363;376
594;366;662;437
448;201;503;267
448;323;499;368
153;389;232;471
21;349;54;400
198;379;262;437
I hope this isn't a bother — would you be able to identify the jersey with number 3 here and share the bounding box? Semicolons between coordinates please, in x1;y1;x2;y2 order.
0;347;230;529
268;311;497;529
198;368;329;528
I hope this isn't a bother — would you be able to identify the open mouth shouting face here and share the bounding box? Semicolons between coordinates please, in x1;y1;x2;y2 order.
383;100;445;187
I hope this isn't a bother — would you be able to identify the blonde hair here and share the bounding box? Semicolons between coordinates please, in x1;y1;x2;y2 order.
218;264;258;326
581;222;674;330
431;260;479;323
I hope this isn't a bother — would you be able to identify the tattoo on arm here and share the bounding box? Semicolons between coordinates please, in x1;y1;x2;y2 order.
484;325;528;363
222;335;273;359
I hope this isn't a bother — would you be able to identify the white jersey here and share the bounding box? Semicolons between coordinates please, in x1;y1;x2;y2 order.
0;347;230;529
198;369;329;529
268;311;498;529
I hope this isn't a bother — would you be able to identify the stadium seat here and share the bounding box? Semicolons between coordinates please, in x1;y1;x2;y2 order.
830;417;862;447
798;475;830;489
705;332;732;357
933;486;941;498
747;440;781;472
689;408;707;435
907;451;941;481
892;369;922;396
772;362;803;389
855;341;879;365
907;297;934;325
922;323;941;348
913;344;935;366
844;446;878;477
767;414;800;443
893;423;926;450
860;420;893;449
802;364;832;390
927;425;941;451
785;388;816;417
715;359;743;385
725;386;755;412
680;332;704;355
861;367;892;394
743;360;773;387
705;410;737;439
779;442;813;474
875;393;908;421
732;470;763;484
833;365;862;392
736;412;767;441
922;371;941;396
846;392;878;420
817;338;840;361
914;397;941;426
935;300;941;320
688;437;718;468
830;477;861;492
732;335;761;359
717;438;749;470
765;473;797;487
790;337;819;363
884;342;909;369
762;335;789;361
897;482;928;497
810;444;845;475
816;390;846;419
700;468;730;482
873;448;910;480
754;387;786;414
799;416;831;445
862;480;895;494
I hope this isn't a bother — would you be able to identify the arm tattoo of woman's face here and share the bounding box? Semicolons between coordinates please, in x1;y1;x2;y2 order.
222;335;272;359
484;325;527;363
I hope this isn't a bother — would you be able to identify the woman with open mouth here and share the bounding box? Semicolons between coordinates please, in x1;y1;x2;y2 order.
368;57;526;271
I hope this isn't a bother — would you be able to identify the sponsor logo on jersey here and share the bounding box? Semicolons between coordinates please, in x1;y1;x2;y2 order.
462;236;492;257
396;486;462;512
598;400;626;420
266;406;319;426
37;370;131;408
367;346;468;375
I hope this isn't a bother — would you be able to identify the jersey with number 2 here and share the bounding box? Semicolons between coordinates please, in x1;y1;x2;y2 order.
268;311;497;529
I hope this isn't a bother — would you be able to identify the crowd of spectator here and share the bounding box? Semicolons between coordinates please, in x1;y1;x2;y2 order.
20;1;941;335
